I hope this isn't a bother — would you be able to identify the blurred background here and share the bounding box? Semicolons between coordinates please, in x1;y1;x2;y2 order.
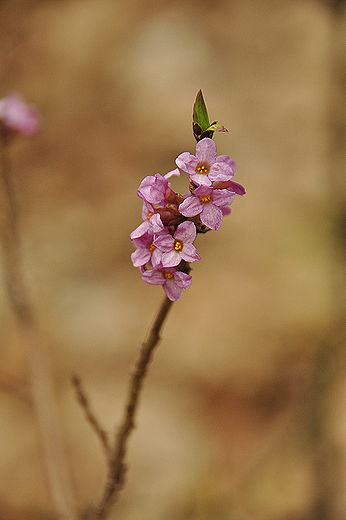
1;0;346;518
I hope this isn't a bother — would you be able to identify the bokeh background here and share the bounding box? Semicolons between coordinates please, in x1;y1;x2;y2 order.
1;0;346;518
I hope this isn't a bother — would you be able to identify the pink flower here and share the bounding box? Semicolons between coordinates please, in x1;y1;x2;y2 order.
131;231;162;268
137;170;181;206
130;204;164;240
142;267;192;301
175;137;236;187
0;93;40;136
137;173;167;204
179;185;235;230
153;221;200;267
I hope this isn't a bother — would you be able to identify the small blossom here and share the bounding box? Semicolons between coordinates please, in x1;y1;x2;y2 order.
137;173;169;205
179;185;235;230
142;267;192;301
0;92;40;136
175;137;236;187
153;221;201;267
130;210;164;240
131;231;162;268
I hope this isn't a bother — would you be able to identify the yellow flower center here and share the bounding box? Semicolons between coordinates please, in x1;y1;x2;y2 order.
147;212;153;220
196;162;210;175
149;242;156;251
164;272;174;279
199;194;212;204
174;240;183;251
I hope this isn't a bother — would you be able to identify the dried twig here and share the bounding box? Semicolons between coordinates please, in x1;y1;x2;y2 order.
72;372;112;461
81;295;173;520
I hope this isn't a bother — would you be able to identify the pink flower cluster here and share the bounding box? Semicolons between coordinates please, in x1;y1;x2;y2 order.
130;138;245;301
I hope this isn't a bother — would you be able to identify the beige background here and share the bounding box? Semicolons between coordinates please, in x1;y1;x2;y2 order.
1;0;346;518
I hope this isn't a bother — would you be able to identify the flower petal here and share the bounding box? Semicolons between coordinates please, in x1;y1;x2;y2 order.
181;243;201;263
174;221;196;243
215;155;236;172
141;201;155;220
142;269;165;285
149;213;164;233
161;250;181;267
227;180;246;195
163;279;184;301
130;220;149;239
175;152;198;175
195;138;217;164
153;234;174;252
164;168;180;179
131;247;151;267
221;205;231;216
151;248;162;268
173;271;193;290
189;172;213;187
212;189;235;207
200;203;223;230
208;162;234;182
179;196;203;217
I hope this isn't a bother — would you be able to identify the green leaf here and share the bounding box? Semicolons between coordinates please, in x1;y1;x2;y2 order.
206;121;228;133
192;91;228;141
193;90;210;132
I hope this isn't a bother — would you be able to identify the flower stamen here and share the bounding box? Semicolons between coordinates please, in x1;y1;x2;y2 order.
164;272;174;279
199;194;212;204
196;162;210;175
173;240;183;251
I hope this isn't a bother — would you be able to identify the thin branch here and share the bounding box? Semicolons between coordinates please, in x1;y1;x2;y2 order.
0;134;77;520
72;372;112;461
90;295;174;520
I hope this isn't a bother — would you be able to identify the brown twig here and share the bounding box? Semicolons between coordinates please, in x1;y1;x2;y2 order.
0;133;77;520
72;372;112;461
85;295;173;519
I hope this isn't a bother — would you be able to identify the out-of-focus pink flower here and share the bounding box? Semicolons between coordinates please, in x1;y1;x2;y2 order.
142;267;192;301
179;185;235;230
153;221;200;267
175;137;236;187
0;93;40;137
